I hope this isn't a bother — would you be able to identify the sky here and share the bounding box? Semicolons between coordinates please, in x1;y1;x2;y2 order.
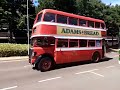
32;0;39;7
101;0;120;5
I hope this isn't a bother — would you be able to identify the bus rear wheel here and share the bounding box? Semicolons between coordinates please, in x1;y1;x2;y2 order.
92;52;100;63
38;57;53;72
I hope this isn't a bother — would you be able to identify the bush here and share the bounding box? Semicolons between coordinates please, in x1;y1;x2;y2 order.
0;43;28;57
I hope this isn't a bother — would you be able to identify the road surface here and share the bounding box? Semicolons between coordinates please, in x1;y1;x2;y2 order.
0;52;119;90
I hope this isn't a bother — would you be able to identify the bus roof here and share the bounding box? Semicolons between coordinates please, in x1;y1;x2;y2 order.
38;9;104;23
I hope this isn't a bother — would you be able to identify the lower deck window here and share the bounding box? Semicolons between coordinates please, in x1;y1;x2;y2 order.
88;40;95;47
31;37;55;47
96;40;101;47
79;40;87;47
69;40;78;47
57;39;68;47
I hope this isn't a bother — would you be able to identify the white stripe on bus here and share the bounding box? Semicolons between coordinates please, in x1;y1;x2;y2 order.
33;21;106;31
30;34;104;40
56;47;102;51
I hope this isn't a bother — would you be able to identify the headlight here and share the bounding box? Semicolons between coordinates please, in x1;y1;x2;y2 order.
32;52;37;57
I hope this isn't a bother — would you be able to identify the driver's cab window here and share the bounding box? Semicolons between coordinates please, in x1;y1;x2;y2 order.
43;13;55;22
32;37;55;47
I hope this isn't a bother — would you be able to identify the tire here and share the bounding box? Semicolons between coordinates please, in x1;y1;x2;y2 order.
92;52;100;63
37;57;53;72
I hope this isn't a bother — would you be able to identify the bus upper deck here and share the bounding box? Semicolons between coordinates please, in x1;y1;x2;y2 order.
32;9;106;39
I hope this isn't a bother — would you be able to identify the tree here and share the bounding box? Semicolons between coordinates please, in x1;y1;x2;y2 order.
104;4;120;36
36;0;76;14
0;0;35;43
76;0;106;19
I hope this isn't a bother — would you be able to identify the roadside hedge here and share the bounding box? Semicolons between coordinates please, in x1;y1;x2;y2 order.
0;43;28;57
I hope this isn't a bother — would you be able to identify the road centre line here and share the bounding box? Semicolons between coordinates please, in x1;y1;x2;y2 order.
90;72;104;77
75;69;99;74
0;86;18;90
38;77;62;83
106;66;115;68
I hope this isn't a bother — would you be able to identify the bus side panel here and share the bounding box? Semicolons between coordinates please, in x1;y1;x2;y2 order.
54;50;88;64
84;49;102;60
101;31;106;37
33;24;56;35
69;49;102;62
54;49;102;64
75;50;90;62
54;51;70;64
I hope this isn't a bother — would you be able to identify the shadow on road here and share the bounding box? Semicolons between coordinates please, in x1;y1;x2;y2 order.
32;57;113;72
54;57;113;70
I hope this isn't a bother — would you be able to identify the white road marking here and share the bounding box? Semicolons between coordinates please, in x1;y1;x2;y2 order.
90;72;104;77
24;65;31;68
38;77;62;83
106;66;115;68
0;86;18;90
113;55;119;58
119;61;120;64
75;69;99;74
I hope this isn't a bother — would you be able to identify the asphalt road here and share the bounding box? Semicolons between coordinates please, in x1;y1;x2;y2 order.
0;52;119;90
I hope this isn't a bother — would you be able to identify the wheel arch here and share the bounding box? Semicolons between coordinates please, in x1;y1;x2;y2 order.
35;53;55;65
91;51;101;60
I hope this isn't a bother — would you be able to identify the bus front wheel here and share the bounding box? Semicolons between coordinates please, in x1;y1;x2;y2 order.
92;52;100;63
38;57;53;72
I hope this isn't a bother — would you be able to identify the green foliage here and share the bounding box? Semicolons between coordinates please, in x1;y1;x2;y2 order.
0;0;35;30
37;0;76;14
0;44;28;57
0;0;120;37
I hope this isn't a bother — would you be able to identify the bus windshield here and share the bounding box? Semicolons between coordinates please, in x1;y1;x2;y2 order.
31;37;55;47
43;12;55;22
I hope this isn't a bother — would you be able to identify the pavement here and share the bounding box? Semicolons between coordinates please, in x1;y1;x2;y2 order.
108;48;120;52
0;56;28;61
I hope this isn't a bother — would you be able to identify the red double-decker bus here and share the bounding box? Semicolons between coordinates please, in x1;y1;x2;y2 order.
29;9;106;72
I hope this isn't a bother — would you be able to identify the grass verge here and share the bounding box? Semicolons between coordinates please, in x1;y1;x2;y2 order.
0;43;28;57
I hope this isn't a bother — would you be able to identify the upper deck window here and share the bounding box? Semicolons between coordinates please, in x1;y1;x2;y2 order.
69;17;78;25
95;22;100;28
88;21;94;28
101;23;105;29
57;15;67;24
43;13;55;22
79;19;86;26
37;13;42;22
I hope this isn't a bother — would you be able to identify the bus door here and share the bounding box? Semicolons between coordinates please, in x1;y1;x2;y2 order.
54;39;69;64
77;39;89;61
68;39;79;62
